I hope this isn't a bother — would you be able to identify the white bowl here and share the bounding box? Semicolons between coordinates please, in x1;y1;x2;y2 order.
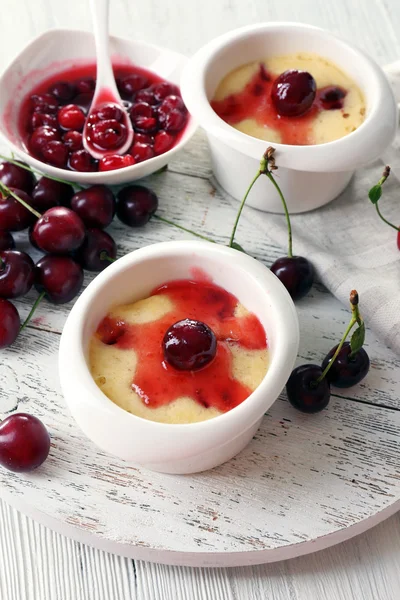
58;241;299;474
181;22;398;214
0;29;197;185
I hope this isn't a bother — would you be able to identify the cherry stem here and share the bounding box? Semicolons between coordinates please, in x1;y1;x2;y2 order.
153;214;215;243
99;251;115;263
375;203;400;232
0;182;41;219
0;154;84;190
229;171;261;247
315;290;362;384
19;291;46;332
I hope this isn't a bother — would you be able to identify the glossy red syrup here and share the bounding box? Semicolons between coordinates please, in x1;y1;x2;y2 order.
211;64;347;145
96;279;267;413
18;62;188;171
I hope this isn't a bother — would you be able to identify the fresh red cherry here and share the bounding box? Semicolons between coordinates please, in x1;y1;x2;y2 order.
151;82;180;103
397;230;400;250
41;141;69;168
88;119;127;150
116;185;158;226
0;161;35;193
49;81;76;103
70;185;116;228
0;188;36;231
271;70;316;117
31;113;58;130
31;93;58;115
0;250;34;298
163;319;217;371
29;126;61;155
75;228;117;271
321;342;370;388
0;298;20;349
0;413;50;472
154;131;175;154
286;364;330;413
31;207;86;254
99;154;135;171
32;177;75;211
35;255;84;303
319;86;347;110
63;130;83;151
130;142;154;162
69;149;98;172
0;231;15;251
270;256;314;301
58;104;86;131
118;74;148;99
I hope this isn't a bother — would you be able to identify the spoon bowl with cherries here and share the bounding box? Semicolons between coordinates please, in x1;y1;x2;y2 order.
0;28;197;185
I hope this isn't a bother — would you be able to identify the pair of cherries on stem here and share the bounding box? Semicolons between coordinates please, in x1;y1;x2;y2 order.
368;165;400;249
287;290;370;413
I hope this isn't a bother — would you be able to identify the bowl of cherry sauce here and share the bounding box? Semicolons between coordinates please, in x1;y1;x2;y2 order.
0;29;197;184
181;22;397;213
59;240;299;474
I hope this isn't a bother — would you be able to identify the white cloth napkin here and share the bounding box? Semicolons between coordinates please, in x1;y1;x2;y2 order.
234;62;400;355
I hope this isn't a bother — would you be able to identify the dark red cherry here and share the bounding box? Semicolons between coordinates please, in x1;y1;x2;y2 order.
0;250;34;298
75;228;117;271
35;255;84;303
130;102;154;122
63;130;83;151
151;82;180;103
73;93;94;113
118;74;148;99
29;126;61;155
41;141;69;168
31;93;58;115
160;95;186;112
0;231;15;251
70;185;115;228
163;319;217;371
286;364;330;413
31;207;86;254
75;78;95;94
93;103;123;122
0;298;20;348
98;154;135;171
0;161;35;193
89;119;127;150
159;108;186;132
116;185;158;226
0;413;50;472
134;132;154;145
58;104;86;131
31;113;58;130
130;142;154;162
271;70;316;117
319;86;347;110
154;131;175;154
49;81;76;103
32;177;75;211
0;188;36;231
321;342;370;388
134;89;157;105
397;230;400;250
270;256;313;301
69;149;98;172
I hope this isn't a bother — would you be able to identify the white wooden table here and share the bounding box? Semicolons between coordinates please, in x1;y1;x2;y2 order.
1;0;400;598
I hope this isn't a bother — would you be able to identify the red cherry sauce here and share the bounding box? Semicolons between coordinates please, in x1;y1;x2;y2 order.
211;64;347;145
95;279;267;413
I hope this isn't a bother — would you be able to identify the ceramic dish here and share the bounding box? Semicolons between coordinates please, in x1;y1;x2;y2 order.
0;28;197;185
59;241;299;474
181;22;398;213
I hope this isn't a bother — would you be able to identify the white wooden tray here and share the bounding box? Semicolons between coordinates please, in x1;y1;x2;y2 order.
1;133;399;567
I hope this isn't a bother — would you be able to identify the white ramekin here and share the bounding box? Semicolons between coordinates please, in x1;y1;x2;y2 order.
181;22;398;214
58;241;299;474
0;29;197;185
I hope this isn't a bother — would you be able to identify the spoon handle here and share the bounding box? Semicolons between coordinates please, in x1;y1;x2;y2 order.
89;0;118;94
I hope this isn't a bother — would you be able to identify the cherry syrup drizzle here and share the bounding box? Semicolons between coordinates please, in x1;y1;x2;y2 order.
95;279;267;412
211;64;347;145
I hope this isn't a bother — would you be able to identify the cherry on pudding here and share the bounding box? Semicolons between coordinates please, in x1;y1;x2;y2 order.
271;69;316;117
163;319;217;371
0;298;20;349
319;86;347;110
0;250;35;299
